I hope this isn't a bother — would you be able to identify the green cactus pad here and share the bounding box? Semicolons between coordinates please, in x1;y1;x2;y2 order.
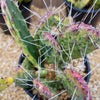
1;0;40;68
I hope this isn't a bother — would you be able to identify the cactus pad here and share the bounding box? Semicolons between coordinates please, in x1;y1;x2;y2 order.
58;22;100;61
33;78;57;99
56;69;91;100
1;0;40;68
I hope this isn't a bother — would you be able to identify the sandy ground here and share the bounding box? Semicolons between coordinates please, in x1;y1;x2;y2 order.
0;1;100;100
0;30;32;100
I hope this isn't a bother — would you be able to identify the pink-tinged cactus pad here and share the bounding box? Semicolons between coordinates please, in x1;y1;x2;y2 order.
65;23;100;37
33;78;57;99
42;33;59;48
39;33;61;64
56;69;91;100
58;22;100;61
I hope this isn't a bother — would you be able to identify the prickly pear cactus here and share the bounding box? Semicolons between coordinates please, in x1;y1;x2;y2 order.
1;0;100;99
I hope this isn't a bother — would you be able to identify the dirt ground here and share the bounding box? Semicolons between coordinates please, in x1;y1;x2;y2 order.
0;1;100;100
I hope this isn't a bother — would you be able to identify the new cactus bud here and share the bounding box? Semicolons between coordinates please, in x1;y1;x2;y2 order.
36;12;73;35
61;16;74;30
36;12;61;36
1;0;40;68
0;77;14;92
56;69;91;100
35;70;48;78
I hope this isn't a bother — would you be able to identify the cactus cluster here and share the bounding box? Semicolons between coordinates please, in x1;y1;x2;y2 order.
1;0;100;99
